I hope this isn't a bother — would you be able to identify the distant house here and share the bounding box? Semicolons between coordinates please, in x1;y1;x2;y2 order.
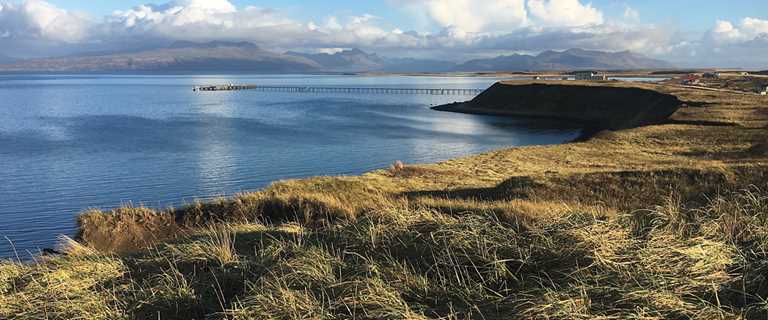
574;71;607;81
740;72;750;76
533;76;543;80
681;74;701;85
758;85;768;95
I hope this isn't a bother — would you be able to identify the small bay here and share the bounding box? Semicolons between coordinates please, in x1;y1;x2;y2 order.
0;74;583;257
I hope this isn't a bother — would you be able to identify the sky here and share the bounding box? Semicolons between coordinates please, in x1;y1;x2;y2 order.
1;0;768;68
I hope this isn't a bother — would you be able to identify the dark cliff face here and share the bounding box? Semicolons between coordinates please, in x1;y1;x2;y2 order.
434;82;683;130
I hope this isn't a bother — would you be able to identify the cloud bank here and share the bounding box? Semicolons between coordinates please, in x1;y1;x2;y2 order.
0;0;766;67
0;0;89;42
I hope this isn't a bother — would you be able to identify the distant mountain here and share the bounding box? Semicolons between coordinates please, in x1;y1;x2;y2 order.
0;44;673;73
287;49;385;72
0;54;18;65
167;40;260;50
456;48;673;71
378;57;456;73
287;49;454;73
0;41;321;73
456;54;536;72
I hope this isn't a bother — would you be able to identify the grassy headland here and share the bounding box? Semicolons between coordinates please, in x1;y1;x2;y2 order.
2;80;768;319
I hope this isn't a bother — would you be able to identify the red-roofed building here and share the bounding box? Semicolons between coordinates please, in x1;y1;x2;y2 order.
681;74;700;85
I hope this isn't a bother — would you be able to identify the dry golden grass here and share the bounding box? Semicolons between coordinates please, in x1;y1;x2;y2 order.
2;82;768;319
2;187;768;319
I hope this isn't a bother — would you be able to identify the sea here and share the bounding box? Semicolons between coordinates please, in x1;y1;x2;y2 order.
0;74;585;258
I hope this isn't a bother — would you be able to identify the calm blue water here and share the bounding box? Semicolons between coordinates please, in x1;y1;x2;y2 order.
0;74;583;258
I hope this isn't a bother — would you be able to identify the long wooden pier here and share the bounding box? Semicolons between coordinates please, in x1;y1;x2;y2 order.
194;84;484;96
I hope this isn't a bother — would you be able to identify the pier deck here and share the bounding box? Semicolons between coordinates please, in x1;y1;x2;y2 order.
194;85;484;96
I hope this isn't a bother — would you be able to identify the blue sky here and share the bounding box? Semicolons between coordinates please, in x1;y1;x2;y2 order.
3;0;768;67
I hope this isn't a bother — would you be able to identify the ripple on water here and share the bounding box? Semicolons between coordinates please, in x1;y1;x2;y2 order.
0;74;584;258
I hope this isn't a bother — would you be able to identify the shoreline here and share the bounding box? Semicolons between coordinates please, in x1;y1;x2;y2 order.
73;80;767;253
432;102;603;142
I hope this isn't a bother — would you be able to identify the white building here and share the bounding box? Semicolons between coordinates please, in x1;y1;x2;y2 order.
574;71;607;81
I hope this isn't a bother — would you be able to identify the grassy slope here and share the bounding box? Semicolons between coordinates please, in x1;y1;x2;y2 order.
2;81;768;319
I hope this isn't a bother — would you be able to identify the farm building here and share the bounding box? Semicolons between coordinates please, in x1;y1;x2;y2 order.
681;74;701;85
758;85;768;95
574;71;607;81
703;72;721;79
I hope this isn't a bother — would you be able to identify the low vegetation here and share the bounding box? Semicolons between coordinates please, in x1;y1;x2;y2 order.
2;186;768;319
1;82;767;319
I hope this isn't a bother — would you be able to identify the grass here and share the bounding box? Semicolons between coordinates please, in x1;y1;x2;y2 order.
1;81;767;318
3;187;768;319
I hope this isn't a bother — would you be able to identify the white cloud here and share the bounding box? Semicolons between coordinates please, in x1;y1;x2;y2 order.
0;0;90;43
106;0;294;36
0;0;665;59
623;6;639;22
473;22;683;56
708;18;768;45
412;0;528;33
175;0;235;13
527;0;603;27
0;0;766;67
742;17;768;35
647;18;768;68
396;0;607;44
322;17;342;31
710;20;746;43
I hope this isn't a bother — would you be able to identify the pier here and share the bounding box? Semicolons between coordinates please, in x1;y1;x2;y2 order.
194;84;484;96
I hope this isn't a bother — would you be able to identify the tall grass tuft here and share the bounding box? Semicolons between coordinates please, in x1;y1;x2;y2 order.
201;225;239;267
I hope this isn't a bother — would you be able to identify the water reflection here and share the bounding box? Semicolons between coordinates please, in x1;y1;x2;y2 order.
0;74;583;258
190;91;238;196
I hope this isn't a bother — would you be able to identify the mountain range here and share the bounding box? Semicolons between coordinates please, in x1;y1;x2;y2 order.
0;42;673;73
0;41;320;73
285;49;455;72
0;54;17;65
456;48;673;71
